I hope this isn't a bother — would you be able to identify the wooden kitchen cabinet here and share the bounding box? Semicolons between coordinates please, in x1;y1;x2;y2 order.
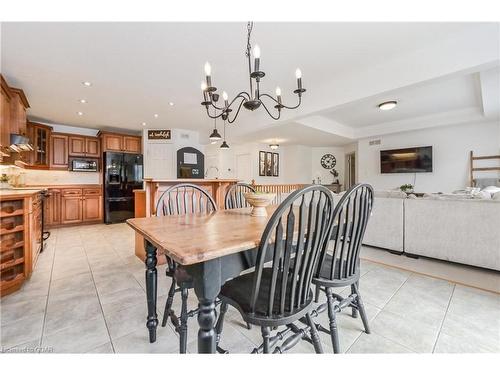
1;76;12;154
61;195;83;224
69;136;86;156
85;137;100;157
123;136;141;153
50;186;102;227
45;188;61;227
50;133;69;170
9;88;30;137
98;131;141;153
26;122;52;169
82;195;102;222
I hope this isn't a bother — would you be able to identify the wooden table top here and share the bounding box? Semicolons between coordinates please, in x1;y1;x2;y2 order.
127;206;277;265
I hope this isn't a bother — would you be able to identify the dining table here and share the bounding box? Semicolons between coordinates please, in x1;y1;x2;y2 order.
126;205;278;353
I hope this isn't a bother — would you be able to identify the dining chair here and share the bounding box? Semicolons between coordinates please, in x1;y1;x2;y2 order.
311;183;374;353
224;183;256;209
155;183;217;353
216;185;335;353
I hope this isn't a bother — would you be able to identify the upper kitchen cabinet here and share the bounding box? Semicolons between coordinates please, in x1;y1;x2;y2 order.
50;133;69;170
98;131;141;154
68;135;100;157
1;75;30;157
9;87;30;137
0;76;12;155
26;122;52;169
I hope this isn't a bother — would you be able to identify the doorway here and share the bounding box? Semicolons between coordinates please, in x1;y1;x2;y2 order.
236;153;252;183
345;152;356;189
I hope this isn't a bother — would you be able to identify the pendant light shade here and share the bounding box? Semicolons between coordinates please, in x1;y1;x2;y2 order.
220;140;230;149
209;128;222;141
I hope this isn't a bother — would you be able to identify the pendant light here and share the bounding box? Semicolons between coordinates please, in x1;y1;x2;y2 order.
208;104;222;141
220;119;229;149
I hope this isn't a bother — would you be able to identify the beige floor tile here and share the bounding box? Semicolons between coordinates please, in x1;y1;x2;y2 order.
0;313;45;349
347;332;414;353
42;316;109;353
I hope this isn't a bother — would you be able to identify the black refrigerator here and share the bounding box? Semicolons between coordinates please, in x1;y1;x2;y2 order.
103;152;143;224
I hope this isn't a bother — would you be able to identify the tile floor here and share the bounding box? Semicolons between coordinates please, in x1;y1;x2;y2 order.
1;223;499;354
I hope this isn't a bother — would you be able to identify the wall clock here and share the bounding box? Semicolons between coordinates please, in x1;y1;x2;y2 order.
320;154;336;169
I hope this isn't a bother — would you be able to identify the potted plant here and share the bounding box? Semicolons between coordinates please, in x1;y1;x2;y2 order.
400;183;414;194
330;168;339;184
0;174;11;189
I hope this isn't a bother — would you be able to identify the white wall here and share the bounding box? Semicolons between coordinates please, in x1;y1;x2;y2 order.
143;128;204;179
311;147;345;186
357;121;500;193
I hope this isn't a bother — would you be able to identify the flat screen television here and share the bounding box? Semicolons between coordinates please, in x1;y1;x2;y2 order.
380;146;433;174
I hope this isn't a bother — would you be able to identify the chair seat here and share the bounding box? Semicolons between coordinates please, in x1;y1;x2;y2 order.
220;268;313;321
313;253;360;287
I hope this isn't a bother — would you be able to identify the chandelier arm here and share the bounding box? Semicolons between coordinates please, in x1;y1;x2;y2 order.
259;93;302;110
228;92;251;107
226;98;247;124
259;99;281;121
205;106;225;119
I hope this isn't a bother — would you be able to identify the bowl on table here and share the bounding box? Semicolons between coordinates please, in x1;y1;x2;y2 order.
243;192;276;217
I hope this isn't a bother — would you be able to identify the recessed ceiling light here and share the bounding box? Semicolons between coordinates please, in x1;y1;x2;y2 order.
82;81;92;87
142;122;147;126
77;111;83;116
154;114;159;118
168;102;174;106
79;99;87;104
378;101;397;111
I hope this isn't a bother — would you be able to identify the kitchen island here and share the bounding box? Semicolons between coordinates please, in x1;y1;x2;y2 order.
143;178;239;216
0;188;43;296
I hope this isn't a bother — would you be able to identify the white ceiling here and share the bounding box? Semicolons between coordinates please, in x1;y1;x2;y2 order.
1;22;498;145
322;73;482;128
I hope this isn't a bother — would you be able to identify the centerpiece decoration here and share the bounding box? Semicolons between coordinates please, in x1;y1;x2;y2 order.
243;191;276;217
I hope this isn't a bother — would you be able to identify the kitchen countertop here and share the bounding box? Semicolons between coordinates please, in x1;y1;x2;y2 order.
0;188;44;198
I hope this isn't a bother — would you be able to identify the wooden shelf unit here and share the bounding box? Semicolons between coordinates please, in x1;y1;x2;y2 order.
469;151;500;186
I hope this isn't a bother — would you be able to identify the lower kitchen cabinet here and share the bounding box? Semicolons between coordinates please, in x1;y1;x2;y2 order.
82;192;102;222
61;195;83;224
45;185;102;227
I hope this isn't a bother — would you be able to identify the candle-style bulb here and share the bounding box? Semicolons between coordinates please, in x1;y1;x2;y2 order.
275;86;282;97
253;45;261;59
295;68;302;79
201;81;207;91
204;62;212;76
222;91;228;101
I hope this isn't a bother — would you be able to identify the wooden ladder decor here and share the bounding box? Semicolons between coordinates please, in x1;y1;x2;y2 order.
469;150;500;187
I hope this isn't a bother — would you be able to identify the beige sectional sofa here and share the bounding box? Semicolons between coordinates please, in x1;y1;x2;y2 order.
360;192;500;271
404;198;500;271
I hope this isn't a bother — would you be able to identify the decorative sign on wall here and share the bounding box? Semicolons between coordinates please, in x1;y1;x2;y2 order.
147;129;171;140
259;151;279;177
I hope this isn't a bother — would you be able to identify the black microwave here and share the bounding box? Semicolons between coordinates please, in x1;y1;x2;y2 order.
70;158;98;172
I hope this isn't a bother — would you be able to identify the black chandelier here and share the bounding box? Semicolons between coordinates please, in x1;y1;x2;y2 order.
200;22;306;123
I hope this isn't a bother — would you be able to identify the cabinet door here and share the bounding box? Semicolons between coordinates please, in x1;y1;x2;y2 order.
9;93;26;136
0;85;11;151
50;134;69;170
61;196;82;224
103;134;123;151
123;136;141;153
85;137;100;157
69;136;86;156
27;123;51;169
82;195;102;222
46;189;61;227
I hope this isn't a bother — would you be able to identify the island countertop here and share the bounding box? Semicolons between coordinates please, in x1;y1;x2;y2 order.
143;178;239;183
0;188;44;199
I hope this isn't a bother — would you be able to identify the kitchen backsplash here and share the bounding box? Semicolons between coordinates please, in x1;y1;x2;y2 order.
22;169;101;185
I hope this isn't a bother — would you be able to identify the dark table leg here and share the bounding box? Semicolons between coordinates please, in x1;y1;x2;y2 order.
144;240;158;343
187;258;222;353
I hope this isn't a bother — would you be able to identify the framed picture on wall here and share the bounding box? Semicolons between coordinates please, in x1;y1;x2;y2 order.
265;152;273;176
259;151;266;176
272;153;279;177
